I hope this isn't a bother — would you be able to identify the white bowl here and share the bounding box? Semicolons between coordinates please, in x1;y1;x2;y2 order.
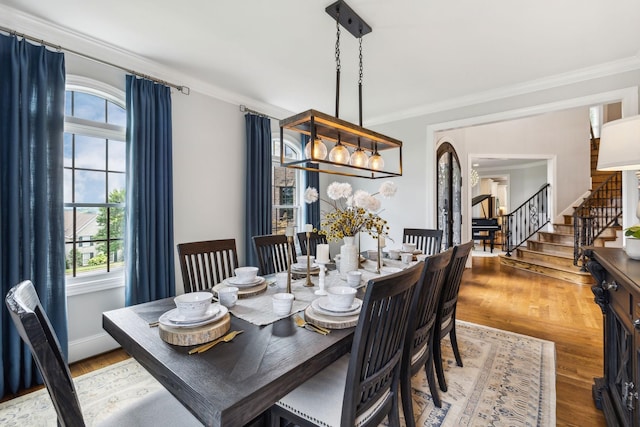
234;266;259;283
174;292;212;319
327;286;357;309
402;243;417;253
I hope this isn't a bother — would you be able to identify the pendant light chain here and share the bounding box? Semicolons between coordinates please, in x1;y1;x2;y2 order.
358;37;363;86
334;9;341;118
335;11;341;73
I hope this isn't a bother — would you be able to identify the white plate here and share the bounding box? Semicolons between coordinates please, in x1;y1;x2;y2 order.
312;298;362;317
167;305;220;324
291;263;320;271
159;304;228;328
225;276;265;288
318;297;362;313
381;266;402;274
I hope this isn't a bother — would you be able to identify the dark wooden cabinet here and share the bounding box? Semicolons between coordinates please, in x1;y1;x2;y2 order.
587;248;640;426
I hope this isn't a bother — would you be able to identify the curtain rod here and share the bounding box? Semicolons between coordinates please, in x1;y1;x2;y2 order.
239;105;280;121
0;25;190;95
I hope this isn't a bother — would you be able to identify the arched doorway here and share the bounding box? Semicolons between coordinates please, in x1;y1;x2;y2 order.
437;142;462;249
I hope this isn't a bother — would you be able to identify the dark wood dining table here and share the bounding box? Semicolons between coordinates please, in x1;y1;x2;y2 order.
102;297;355;426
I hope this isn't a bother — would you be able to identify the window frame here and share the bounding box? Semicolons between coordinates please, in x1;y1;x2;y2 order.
64;76;126;296
272;135;304;235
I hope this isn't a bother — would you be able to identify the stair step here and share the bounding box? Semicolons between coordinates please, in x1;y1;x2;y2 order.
553;223;574;234
527;240;574;256
537;231;574;245
499;254;593;285
514;247;575;268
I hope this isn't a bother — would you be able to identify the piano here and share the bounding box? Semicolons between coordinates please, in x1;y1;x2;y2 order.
471;194;500;253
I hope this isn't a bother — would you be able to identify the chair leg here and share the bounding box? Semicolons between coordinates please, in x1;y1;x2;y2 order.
434;337;448;392
400;371;416;427
425;351;441;408
450;326;463;367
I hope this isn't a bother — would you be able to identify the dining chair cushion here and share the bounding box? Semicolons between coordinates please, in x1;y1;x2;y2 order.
275;355;390;427
96;388;203;427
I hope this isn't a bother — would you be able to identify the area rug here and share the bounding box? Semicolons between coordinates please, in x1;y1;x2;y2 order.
0;320;555;426
397;320;556;427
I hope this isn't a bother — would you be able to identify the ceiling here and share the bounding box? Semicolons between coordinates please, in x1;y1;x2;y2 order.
2;0;640;125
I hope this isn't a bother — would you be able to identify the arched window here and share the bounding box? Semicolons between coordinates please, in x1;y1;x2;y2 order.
63;77;126;283
272;136;303;234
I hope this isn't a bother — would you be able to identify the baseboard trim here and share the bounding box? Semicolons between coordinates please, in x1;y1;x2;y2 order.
68;331;121;363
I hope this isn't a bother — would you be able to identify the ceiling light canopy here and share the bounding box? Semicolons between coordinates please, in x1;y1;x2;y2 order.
280;0;402;179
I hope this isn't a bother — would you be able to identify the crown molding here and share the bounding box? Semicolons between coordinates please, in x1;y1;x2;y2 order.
2;3;638;126
368;55;640;126
0;4;294;120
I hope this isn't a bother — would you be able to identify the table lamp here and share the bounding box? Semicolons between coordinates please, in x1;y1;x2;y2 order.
597;115;640;218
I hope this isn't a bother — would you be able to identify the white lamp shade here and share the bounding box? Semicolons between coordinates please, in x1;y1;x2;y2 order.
597;115;640;171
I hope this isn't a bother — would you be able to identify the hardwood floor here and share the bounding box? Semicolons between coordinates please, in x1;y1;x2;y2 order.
458;256;605;427
2;255;606;426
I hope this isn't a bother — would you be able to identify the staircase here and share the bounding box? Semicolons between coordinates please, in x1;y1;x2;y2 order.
499;137;622;285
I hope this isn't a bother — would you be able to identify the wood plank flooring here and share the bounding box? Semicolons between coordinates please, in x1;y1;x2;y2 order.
2;255;606;426
457;256;605;427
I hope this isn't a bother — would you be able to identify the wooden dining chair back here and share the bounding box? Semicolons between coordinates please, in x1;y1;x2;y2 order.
403;228;443;256
177;239;239;293
5;280;203;427
434;240;474;392
271;262;425;427
400;249;453;423
252;234;297;276
296;231;328;257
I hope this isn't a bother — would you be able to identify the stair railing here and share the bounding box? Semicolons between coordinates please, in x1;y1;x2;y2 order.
573;172;622;269
503;183;551;257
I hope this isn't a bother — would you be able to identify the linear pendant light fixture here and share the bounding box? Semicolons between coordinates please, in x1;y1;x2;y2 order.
279;0;403;179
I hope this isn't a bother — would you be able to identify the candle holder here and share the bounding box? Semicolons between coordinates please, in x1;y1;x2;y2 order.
304;232;313;287
315;261;329;295
375;237;382;274
286;235;293;294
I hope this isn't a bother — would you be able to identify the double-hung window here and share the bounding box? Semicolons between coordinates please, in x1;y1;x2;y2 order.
63;79;126;291
272;137;303;234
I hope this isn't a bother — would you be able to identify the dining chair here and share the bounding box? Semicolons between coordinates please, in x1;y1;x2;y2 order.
403;228;443;255
400;248;453;424
270;262;425;427
296;231;328;257
177;238;239;293
253;234;297;276
433;240;474;392
5;280;203;427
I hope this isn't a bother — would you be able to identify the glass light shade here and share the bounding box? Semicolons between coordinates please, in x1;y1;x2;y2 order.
368;152;384;170
304;138;328;161
350;149;369;167
328;143;350;164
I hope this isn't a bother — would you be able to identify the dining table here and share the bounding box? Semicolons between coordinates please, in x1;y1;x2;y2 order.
102;257;416;427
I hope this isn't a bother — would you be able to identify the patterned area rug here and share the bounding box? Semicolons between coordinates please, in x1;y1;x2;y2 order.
0;321;555;426
0;358;163;426
399;320;556;427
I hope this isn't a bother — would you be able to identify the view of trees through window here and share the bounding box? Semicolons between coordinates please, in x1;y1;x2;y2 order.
272;138;301;234
64;89;126;277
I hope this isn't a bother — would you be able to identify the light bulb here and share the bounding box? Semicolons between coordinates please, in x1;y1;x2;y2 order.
368;152;384;170
304;138;327;161
350;149;369;167
328;143;350;164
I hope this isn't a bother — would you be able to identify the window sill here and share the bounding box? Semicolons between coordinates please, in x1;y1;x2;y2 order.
66;270;124;297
